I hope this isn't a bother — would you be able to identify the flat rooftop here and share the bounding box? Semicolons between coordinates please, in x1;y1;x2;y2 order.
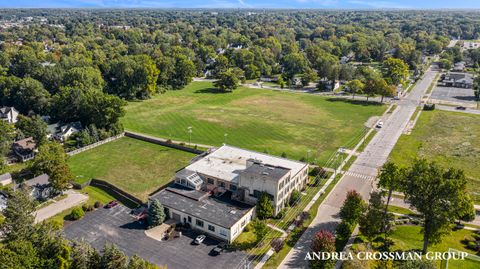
184;145;307;184
151;184;254;228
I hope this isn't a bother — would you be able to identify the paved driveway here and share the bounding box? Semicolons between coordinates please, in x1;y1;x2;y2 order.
64;205;246;269
35;190;88;223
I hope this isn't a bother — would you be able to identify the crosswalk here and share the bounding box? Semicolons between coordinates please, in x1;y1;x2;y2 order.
344;171;377;181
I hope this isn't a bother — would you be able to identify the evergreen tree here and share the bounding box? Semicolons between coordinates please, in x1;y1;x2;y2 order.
256;192;274;219
148;199;166;228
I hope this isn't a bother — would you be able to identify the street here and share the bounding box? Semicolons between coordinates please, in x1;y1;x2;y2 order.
278;68;439;268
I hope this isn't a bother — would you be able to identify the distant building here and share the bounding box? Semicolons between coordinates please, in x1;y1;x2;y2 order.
440;72;474;88
452;61;466;72
12;137;37;162
14;174;52;200
47;122;82;142
0;106;19;124
0;173;12;186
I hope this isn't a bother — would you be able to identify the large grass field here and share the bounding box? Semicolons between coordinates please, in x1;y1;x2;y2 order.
122;82;386;164
390;110;480;202
68;137;196;201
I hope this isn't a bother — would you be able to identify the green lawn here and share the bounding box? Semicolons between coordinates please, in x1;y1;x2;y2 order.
68;137;196;201
390;110;480;202
122;81;386;164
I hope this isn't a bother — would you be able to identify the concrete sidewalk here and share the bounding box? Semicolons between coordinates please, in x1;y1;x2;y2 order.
35;190;88;223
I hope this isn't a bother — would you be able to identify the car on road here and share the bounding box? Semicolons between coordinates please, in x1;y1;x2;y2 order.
392;96;400;100
106;200;119;208
194;234;206;245
376;121;384;128
456;106;467;110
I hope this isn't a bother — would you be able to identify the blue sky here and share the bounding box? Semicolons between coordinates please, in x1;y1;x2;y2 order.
1;0;479;9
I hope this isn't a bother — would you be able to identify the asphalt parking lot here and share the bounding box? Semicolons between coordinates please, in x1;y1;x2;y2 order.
63;205;247;269
430;86;476;105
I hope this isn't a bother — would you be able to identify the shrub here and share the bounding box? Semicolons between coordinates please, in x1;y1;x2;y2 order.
94;201;103;208
70;207;85;220
244;222;254;232
335;221;354;242
467;241;477;250
423;103;435;111
289;190;301;206
82;204;94;212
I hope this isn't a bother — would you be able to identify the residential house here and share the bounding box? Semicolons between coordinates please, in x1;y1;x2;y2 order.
47;121;82;142
0;106;19;124
14;174;52;200
0;173;12;186
453;61;466;72
12;137;37;162
440;72;474;88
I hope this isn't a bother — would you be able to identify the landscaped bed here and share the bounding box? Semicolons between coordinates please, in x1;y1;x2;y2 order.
389;110;480;202
68;137;196;201
122;81;386;164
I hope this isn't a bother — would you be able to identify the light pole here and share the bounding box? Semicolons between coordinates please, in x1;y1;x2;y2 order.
224;133;228;145
187;126;192;146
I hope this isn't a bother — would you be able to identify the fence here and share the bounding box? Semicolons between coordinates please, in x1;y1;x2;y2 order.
67;133;125;156
89;178;144;208
124;131;204;155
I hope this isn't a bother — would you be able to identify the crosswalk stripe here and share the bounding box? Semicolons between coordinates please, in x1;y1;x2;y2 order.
345;171;376;181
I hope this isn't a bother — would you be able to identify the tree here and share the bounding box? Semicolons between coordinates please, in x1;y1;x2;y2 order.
71;241;99;269
244;64;260;80
148;199;165;228
383;57;409;86
32;142;74;193
0;189;36;242
0;120;15;165
401;159;475;254
301;69;318;87
346;79;364;99
63;66;105;90
289;190;302;206
127;255;159;269
256;192;274;219
70;207;85;220
213;68;240;92
474;76;480;101
339;190;366;224
358;191;391;243
253;220;268;243
282;52;309;81
170;54;196;89
15;115;48;146
374;78;396;103
0;76;51;115
100;244;128;269
377;162;402;244
310;230;335;269
395;259;436;269
439;58;452;71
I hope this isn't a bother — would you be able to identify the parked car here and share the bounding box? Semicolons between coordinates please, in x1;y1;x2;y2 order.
456;106;467;110
194;234;206;245
210;242;227;255
392;96;400;100
106;200;119;208
376;121;384;128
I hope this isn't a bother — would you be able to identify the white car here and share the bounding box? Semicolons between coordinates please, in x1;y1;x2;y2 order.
194;234;206;245
376;121;384;128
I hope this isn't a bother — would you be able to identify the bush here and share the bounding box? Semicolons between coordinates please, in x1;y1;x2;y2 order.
82;204;94;212
467;241;477;250
244;222;254;232
69;207;85;220
310;167;328;179
94;201;103;208
335;221;354;242
423;103;435;111
289;190;301;206
275;208;287;219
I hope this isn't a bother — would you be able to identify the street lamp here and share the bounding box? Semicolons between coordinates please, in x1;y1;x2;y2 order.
187;126;192;146
224;133;228;145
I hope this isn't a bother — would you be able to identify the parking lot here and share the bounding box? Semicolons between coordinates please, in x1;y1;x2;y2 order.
64;205;247;269
430;86;477;105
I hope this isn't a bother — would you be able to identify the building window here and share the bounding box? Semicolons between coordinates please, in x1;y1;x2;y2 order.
220;182;225;188
230;184;237;191
220;229;228;237
188;216;192;223
207;178;214;184
253;190;262;198
208;225;215;232
196;219;204;227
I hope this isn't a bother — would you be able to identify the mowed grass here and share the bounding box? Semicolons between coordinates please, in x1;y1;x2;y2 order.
390;110;480;202
68;137;196;201
122;82;385;164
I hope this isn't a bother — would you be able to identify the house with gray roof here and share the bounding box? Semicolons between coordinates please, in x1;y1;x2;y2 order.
47;121;83;142
440;72;474;88
14;174;52;200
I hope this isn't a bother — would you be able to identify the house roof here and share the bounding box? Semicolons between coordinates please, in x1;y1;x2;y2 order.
0;106;18;118
183;145;307;184
14;174;50;191
12;137;36;155
239;162;291;182
151;184;254;228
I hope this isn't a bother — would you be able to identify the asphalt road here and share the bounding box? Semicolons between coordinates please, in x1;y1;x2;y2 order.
278;68;439;269
35;190;88;223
